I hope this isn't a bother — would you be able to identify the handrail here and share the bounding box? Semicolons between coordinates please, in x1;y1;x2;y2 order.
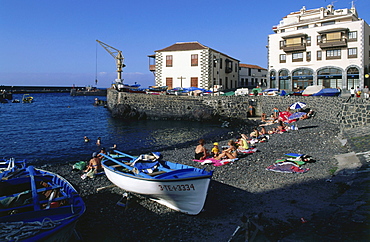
100;153;152;178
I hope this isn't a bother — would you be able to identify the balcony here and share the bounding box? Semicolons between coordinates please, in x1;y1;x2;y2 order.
282;43;306;52
149;65;155;72
318;39;347;49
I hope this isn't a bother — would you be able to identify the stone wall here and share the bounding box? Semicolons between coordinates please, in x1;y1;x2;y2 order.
107;89;369;130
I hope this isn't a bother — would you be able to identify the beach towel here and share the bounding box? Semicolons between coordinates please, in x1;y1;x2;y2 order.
266;162;309;173
193;158;238;166
237;148;258;154
275;158;305;166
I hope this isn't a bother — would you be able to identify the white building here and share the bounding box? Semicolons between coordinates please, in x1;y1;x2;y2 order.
268;4;370;92
148;42;239;91
239;64;268;89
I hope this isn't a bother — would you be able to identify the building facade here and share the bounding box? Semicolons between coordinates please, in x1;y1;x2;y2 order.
239;64;268;89
148;42;239;91
268;4;370;92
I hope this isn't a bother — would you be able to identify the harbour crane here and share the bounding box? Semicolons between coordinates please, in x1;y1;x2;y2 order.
96;39;126;83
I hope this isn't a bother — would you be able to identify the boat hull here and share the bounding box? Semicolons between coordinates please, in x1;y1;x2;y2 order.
104;167;211;215
102;152;213;215
0;166;85;241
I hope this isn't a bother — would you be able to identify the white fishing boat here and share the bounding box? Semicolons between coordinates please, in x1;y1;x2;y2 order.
101;151;213;215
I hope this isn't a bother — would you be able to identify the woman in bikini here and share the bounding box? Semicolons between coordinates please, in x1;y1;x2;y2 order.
84;152;103;174
216;140;238;160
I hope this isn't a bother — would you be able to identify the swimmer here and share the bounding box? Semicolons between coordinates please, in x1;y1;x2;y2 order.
84;136;90;143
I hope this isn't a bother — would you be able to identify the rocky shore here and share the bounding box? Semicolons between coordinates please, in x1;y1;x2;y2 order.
38;118;369;241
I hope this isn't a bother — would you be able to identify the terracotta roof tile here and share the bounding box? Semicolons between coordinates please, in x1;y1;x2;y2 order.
155;42;207;52
239;63;267;70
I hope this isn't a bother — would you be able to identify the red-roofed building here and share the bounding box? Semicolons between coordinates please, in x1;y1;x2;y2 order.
239;64;268;88
148;42;239;91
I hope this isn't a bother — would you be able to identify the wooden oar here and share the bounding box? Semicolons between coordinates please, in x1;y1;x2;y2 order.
96;184;116;192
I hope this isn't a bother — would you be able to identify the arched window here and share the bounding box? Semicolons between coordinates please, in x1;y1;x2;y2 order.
347;67;359;90
279;70;290;90
317;67;342;88
292;69;313;90
269;71;276;88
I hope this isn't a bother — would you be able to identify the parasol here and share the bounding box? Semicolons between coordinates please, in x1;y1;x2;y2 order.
290;102;306;110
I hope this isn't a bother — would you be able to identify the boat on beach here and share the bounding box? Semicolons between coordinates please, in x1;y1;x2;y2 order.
101;150;213;215
0;163;85;241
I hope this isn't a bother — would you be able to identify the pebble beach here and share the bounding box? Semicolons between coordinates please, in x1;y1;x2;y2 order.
39;118;369;241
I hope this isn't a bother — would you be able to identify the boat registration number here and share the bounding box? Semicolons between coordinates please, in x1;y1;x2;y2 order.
158;184;195;191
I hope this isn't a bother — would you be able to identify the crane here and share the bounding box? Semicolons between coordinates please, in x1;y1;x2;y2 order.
96;39;126;83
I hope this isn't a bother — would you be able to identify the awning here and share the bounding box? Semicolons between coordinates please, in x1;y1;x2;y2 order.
282;33;307;39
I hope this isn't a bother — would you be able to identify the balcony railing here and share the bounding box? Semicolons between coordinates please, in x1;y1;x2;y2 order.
149;65;155;72
282;43;306;52
318;39;347;49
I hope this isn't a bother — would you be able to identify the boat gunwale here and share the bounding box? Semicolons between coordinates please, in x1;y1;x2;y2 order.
103;164;213;182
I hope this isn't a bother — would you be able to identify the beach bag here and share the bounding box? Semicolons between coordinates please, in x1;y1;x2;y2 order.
73;161;87;171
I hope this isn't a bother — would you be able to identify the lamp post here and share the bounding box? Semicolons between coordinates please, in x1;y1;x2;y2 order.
213;57;217;95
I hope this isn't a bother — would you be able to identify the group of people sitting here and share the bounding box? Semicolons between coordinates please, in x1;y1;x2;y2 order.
195;133;256;161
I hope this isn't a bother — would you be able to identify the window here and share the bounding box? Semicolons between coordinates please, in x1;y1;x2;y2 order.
166;77;173;89
348;48;357;58
166;55;173;67
292;52;303;62
220;58;223;69
306;36;311;46
279;54;286;63
286;37;302;47
322;21;335;26
279;40;285;49
326;49;341;59
317;50;322;60
281;29;285;33
306;51;311;61
327;32;341;42
191;54;198;66
317;35;322;44
190;77;198;87
348;31;357;41
297;25;308;30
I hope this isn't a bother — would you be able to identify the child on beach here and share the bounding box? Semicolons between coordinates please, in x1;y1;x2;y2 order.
211;142;220;157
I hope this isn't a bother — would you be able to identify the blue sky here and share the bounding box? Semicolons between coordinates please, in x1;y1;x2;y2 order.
0;0;368;88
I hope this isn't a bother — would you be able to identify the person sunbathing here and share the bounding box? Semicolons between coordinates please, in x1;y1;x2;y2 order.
250;128;260;139
194;139;208;160
215;140;238;160
237;134;249;150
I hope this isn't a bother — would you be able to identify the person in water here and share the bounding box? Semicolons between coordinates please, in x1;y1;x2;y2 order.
195;139;208;160
84;136;90;143
96;137;101;146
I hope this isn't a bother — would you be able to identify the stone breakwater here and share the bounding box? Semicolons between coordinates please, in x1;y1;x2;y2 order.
107;88;369;129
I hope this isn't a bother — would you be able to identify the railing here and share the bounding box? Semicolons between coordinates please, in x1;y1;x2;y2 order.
318;38;347;48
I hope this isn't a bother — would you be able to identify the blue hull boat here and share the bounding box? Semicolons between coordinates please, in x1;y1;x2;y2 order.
312;88;340;96
101;150;213;215
0;164;85;241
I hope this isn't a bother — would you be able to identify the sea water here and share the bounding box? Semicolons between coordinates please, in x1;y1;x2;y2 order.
0;93;231;164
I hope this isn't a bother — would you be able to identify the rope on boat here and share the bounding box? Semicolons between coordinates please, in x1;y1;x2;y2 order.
0;213;80;242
